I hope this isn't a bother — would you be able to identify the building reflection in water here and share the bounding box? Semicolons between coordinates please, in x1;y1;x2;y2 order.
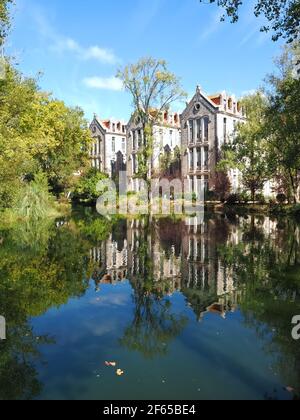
88;215;280;320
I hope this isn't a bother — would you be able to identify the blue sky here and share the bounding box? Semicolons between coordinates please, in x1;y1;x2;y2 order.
8;0;283;121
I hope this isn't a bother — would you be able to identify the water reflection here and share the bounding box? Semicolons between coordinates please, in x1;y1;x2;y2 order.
0;211;300;400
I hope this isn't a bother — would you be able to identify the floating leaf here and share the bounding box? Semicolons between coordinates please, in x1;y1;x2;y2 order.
116;369;124;376
105;361;117;367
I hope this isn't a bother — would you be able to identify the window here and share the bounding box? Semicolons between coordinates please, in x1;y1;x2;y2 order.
132;131;137;150
112;137;116;153
223;118;227;141
203;117;209;142
160;129;164;147
132;154;137;174
122;138;126;153
138;129;142;147
204;147;209;168
204;175;209;192
189;119;194;143
189;149;194;171
170;130;173;147
98;138;101;155
112;123;116;132
197;148;201;170
196;119;202;142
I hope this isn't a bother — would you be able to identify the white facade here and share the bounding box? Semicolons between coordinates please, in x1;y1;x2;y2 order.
211;92;246;193
90;117;127;177
127;111;181;190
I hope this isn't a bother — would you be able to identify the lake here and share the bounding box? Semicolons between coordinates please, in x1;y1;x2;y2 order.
0;209;300;400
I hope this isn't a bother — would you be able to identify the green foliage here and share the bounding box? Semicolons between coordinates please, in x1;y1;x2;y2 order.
0;0;12;46
239;191;251;203
226;193;240;205
265;45;300;203
219;92;271;201
73;168;108;203
0;63;92;210
199;0;300;42
14;173;56;220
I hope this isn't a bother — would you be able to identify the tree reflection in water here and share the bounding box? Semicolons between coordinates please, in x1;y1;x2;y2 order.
0;210;300;399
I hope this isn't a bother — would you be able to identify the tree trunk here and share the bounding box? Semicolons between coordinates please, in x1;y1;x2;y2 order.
288;169;298;204
251;188;255;204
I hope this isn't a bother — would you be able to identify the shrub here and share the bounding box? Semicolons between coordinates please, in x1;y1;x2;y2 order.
73;168;108;202
239;191;250;204
15;173;55;219
291;204;300;218
205;190;216;201
255;193;266;205
276;193;287;204
226;193;240;205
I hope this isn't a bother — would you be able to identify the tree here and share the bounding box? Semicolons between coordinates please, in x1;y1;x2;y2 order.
32;97;92;196
219;92;270;202
0;0;12;46
213;171;231;202
117;58;186;197
199;0;300;42
265;46;300;204
73;167;108;203
0;63;92;208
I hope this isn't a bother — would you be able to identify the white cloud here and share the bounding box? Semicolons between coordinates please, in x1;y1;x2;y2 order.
83;76;123;91
50;37;119;64
84;46;117;64
32;8;119;64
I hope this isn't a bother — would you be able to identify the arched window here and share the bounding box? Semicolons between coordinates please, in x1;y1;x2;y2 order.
228;98;233;110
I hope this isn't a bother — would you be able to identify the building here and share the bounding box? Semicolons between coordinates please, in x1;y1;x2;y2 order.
180;86;246;195
90;116;127;178
127;111;181;191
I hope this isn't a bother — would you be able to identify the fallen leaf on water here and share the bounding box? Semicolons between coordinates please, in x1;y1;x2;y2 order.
105;361;117;367
116;369;124;376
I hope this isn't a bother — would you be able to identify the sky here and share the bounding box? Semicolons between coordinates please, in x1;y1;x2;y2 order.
7;0;283;121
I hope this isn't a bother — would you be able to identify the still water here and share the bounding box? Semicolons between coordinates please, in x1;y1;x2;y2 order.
0;210;300;400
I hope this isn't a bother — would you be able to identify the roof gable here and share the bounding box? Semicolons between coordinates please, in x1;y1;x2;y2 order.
181;87;218;121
